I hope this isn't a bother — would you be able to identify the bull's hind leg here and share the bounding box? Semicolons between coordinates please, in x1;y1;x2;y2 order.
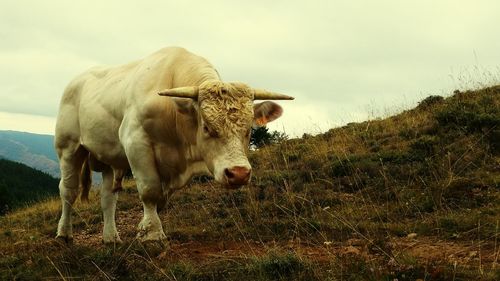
56;144;87;242
111;169;125;193
101;167;122;243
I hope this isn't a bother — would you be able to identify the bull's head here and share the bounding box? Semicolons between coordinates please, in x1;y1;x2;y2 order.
158;81;293;188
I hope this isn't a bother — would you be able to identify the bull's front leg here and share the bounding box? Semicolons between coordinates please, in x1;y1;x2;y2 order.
123;138;166;242
136;177;166;242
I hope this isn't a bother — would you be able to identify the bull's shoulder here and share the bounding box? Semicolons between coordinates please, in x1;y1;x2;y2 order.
153;46;190;57
135;93;176;121
85;66;111;79
148;46;212;69
131;94;191;143
63;66;110;92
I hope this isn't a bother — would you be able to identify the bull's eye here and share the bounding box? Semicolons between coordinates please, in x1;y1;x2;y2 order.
203;125;218;138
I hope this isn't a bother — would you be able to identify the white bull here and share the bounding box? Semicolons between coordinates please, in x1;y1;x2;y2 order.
54;47;293;243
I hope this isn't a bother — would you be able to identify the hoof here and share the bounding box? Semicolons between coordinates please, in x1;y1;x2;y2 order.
103;235;123;244
55;235;73;244
103;227;122;244
137;229;167;243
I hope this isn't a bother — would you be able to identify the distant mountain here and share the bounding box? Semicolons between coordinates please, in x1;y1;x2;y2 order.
0;158;59;214
0;130;59;177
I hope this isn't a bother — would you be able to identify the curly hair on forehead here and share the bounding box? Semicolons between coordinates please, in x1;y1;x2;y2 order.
198;81;254;136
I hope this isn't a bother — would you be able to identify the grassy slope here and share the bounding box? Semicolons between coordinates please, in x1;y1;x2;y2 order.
0;86;499;280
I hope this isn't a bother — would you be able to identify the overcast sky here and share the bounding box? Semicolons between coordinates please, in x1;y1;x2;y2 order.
1;0;499;136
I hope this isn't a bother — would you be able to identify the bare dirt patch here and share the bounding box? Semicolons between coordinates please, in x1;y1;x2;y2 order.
73;203;498;270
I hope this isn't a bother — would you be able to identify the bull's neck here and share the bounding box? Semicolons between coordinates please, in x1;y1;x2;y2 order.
185;143;203;162
193;66;221;86
173;112;203;162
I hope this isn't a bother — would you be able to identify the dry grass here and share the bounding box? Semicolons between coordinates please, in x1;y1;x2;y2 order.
1;86;499;280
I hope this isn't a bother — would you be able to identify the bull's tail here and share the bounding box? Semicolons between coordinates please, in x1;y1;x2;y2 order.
80;154;92;202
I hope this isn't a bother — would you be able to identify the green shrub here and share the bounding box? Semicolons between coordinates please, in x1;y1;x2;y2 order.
410;135;438;159
168;263;196;280
417;95;444;109
435;95;499;133
249;252;312;280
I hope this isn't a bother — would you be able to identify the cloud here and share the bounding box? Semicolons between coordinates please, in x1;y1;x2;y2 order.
0;49;99;116
0;0;499;135
0;112;55;135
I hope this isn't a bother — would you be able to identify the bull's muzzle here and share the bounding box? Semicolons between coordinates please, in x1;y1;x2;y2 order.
224;166;251;188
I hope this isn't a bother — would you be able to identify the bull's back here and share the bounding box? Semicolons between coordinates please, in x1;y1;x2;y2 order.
55;47;215;165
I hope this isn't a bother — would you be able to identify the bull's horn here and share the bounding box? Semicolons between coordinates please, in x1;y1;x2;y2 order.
158;86;199;99
253;89;294;100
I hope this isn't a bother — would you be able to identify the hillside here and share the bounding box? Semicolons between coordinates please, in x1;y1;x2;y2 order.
0;159;59;214
0;86;498;280
0;130;59;177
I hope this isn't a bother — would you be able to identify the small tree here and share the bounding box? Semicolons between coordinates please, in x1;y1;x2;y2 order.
250;127;288;148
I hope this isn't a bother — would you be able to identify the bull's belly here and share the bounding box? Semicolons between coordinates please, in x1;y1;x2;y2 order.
77;99;131;168
82;138;129;169
79;122;129;169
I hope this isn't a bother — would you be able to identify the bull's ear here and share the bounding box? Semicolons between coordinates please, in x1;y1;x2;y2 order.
253;101;283;126
173;98;196;115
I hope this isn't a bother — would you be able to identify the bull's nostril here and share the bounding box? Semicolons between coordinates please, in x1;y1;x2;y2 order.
224;167;252;186
225;168;235;179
